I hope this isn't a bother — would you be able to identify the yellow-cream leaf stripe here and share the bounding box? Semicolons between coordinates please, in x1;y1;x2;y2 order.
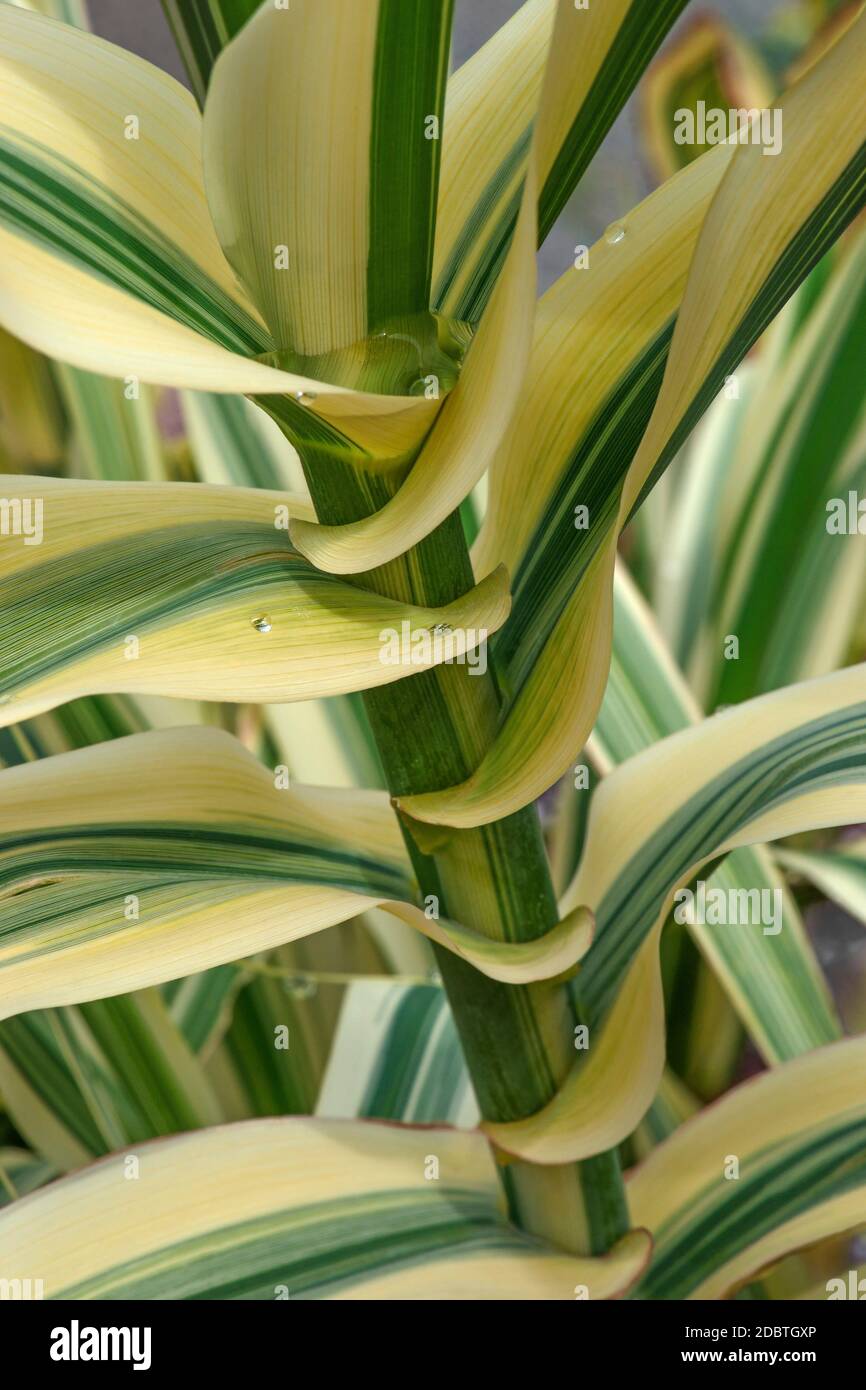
0;1118;651;1299
628;1037;866;1298
0;6;437;455
0;726;596;1018
0;476;510;723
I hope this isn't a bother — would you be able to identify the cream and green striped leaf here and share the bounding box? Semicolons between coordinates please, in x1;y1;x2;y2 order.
620;8;866;524
0;1147;54;1206
163;965;246;1059
0;6;438;458
680;848;840;1067
181;390;307;492
214;968;333;1120
290;0;698;576
0;9;267;359
647;251;832;688
433;0;692;323
649;362;760;687
55;366;168;483
482;664;866;1164
652;232;863;704
0;1118;651;1299
0;725;410;1019
0;990;224;1171
776;834;866;928
708;225;866;707
0;476;510;723
402;12;866;829
590;565;840;1067
626;1070;700;1166
432;0;554;324
160;0;260;106
317;981;478;1129
0;725;597;1020
203;0;454;371
629;1036;866;1298
401;143;734;828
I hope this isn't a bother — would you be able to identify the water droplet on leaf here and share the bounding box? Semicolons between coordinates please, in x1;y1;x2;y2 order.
605;221;626;245
251;616;272;634
284;975;318;1000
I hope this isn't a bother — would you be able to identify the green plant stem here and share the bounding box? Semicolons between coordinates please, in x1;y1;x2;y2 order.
289;434;629;1255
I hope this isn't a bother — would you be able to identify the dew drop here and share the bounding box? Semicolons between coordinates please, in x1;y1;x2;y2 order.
251;615;272;634
284;974;318;1000
605;221;626;245
293;390;317;406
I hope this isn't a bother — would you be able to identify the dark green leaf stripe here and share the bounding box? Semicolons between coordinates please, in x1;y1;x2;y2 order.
160;0;261;106
368;0;454;328
580;704;866;1023
223;976;321;1117
0;696;147;771
432;133;529;322
0;996;217;1154
0;1013;106;1153
362;986;445;1119
634;1115;866;1298
356;985;473;1123
0;129;268;355
0;822;410;918
164;965;243;1053
538;0;692;242
54;1189;524;1300
494;322;674;694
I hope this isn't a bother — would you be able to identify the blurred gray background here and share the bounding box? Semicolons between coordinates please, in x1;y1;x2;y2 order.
85;0;781;78
86;0;786;289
